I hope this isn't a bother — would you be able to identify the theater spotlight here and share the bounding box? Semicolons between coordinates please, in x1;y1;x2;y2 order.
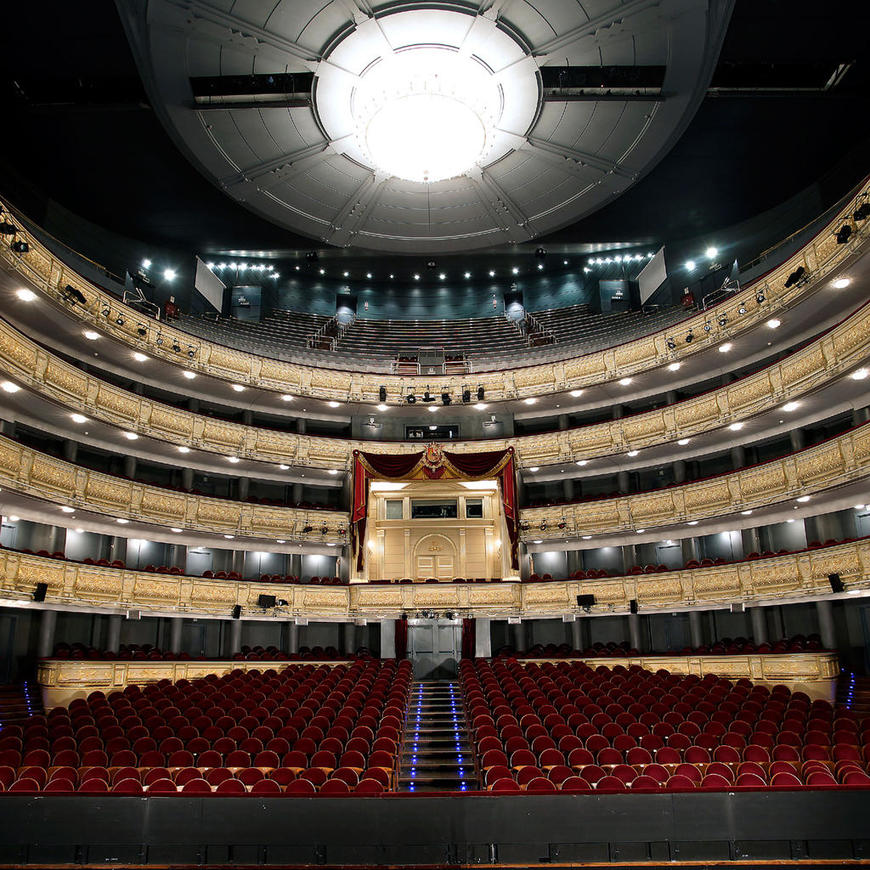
10;241;29;254
406;392;416;404
703;322;712;333
477;386;485;402
115;315;125;326
534;247;546;259
462;388;471;404
717;313;728;327
305;251;318;263
835;224;853;244
187;346;196;359
156;334;164;346
422;387;435;403
855;202;870;222
441;392;451;405
137;324;147;337
172;340;181;353
685;330;694;344
0;221;18;235
737;304;747;315
101;305;111;317
302;524;313;533
666;338;676;350
784;266;806;288
755;291;765;304
379;386;387;402
426;259;436;270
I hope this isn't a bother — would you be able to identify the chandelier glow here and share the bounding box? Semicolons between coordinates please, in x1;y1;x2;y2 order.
352;49;499;183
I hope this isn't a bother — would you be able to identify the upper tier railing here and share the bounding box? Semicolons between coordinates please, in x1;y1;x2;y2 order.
0;177;868;402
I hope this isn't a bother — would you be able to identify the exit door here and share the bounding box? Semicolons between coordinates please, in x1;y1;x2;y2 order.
407;619;461;679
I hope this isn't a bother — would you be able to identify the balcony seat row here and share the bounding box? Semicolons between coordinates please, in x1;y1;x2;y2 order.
48;643;370;662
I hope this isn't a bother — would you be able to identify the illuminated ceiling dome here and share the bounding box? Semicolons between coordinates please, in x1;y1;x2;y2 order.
123;1;732;252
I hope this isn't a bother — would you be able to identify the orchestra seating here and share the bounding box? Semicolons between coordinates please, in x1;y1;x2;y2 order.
462;658;870;792
0;660;411;794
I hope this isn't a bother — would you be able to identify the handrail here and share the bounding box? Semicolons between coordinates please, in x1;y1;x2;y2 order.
0;291;869;470
1;538;867;617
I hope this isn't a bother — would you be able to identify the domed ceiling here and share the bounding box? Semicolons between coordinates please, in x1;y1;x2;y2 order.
122;0;732;253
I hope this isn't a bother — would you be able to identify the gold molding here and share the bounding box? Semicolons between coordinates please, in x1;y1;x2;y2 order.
1;180;867;404
0;290;869;471
523;421;870;539
0;434;348;542
2;538;867;618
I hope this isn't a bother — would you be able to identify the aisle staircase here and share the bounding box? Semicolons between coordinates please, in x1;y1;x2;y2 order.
836;671;870;723
398;681;477;792
0;681;42;727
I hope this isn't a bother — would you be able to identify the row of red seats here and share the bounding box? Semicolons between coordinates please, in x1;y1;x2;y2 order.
0;763;391;794
461;658;862;793
49;643;367;662
498;635;825;659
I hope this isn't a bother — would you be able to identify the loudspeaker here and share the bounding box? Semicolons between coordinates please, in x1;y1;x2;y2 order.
829;572;844;593
629;599;638;614
33;582;47;602
730;602;745;613
378;386;387;402
232;605;242;619
126;609;141;620
257;594;277;608
576;594;596;608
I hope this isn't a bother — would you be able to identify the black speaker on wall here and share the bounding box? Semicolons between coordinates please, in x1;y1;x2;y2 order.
829;572;844;593
576;594;596;608
378;386;387;402
257;594;277;608
232;605;242;619
629;599;638;614
33;582;47;602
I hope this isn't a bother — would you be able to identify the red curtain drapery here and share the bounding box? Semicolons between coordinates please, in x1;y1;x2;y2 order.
394;617;408;660
461;618;476;660
352;447;519;572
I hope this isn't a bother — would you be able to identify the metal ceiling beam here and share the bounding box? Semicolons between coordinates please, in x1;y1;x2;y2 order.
525;137;634;179
220;142;331;188
466;168;532;244
327;173;391;247
532;0;662;58
163;0;321;65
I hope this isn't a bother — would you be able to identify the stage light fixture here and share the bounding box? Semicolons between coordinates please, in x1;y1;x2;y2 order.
187;346;196;358
0;222;18;235
156;335;164;346
11;241;29;254
441;392;451;405
835;224;853;244
422;388;435;403
406;393;416;404
305;251;318;263
855;202;870;221
717;313;727;327
62;284;87;305
379;386;387;402
172;341;181;353
426;259;436;270
477;386;485;402
737;304;747;315
666;338;676;350
685;330;694;344
462;388;471;403
101;305;111;317
115;315;125;326
755;291;765;304
703;322;712;333
534;247;546;259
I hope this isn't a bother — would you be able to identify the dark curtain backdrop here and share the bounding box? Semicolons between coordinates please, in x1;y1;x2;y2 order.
461;618;476;660
394;618;408;660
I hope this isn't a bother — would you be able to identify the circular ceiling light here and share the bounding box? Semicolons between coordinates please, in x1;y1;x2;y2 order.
352;49;497;183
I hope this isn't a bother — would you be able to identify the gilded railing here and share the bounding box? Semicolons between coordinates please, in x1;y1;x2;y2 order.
0;296;869;471
1;179;867;403
1;539;866;618
36;652;840;707
0;435;347;543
